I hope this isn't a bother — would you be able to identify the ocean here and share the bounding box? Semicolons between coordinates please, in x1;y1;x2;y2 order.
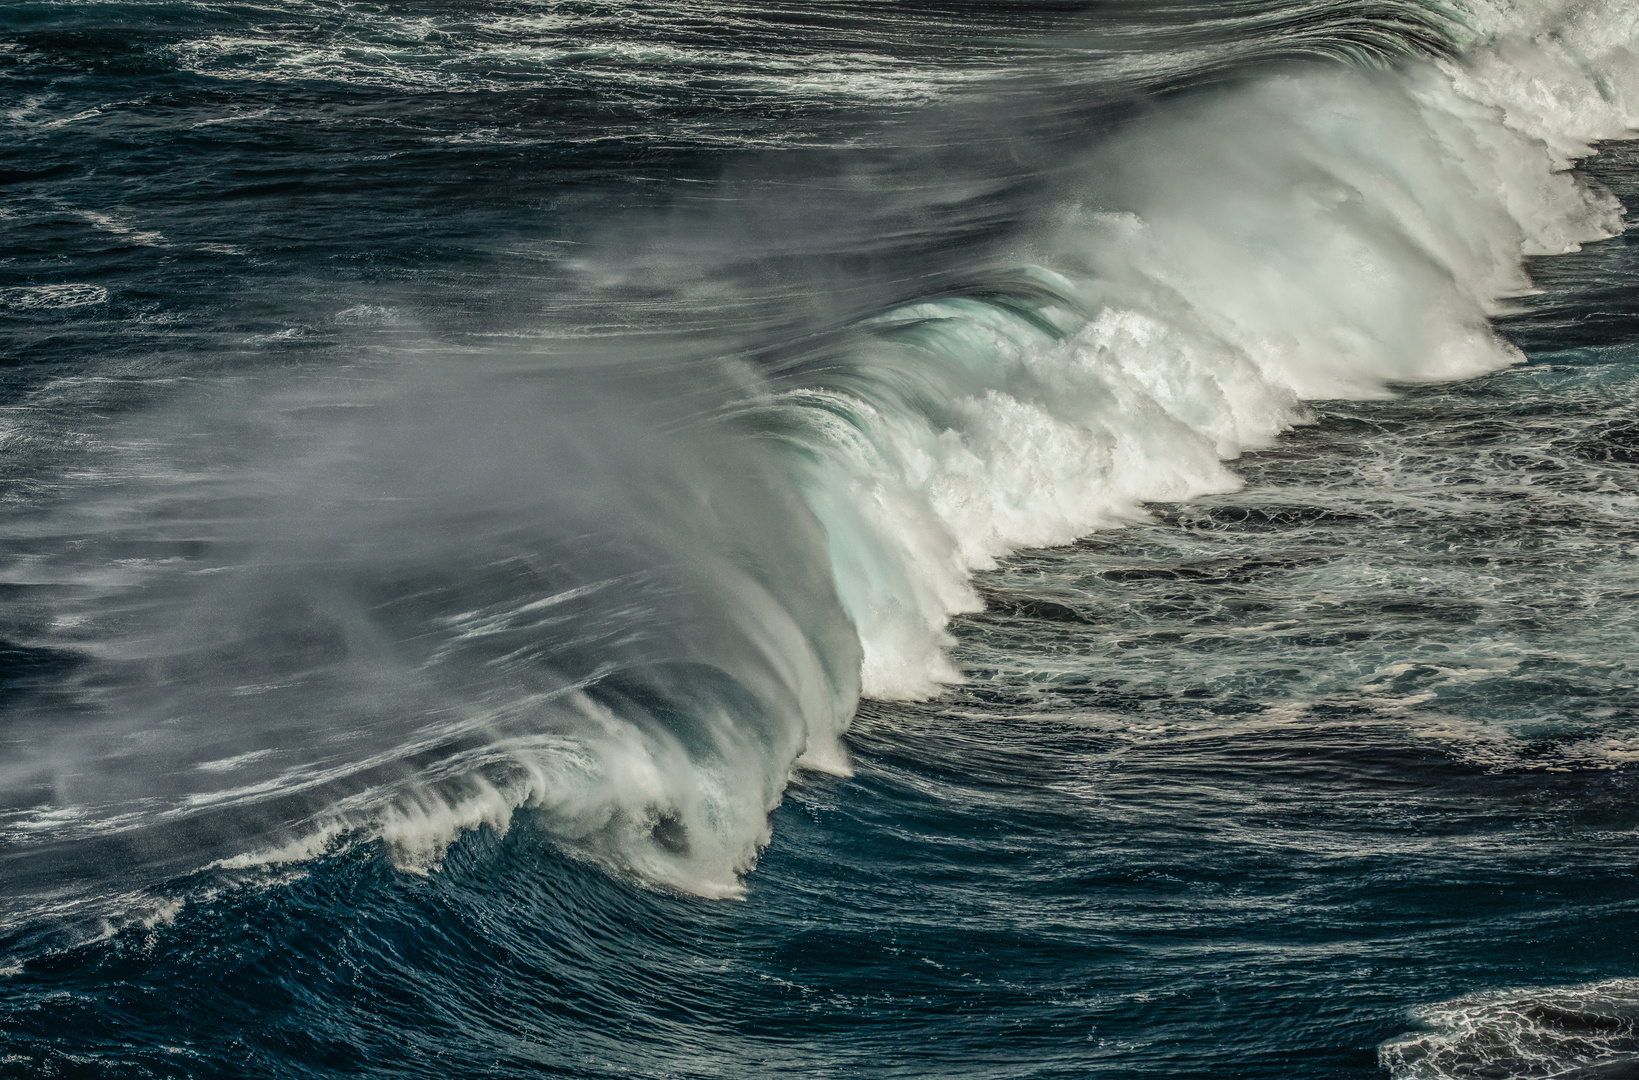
3;1;1639;1076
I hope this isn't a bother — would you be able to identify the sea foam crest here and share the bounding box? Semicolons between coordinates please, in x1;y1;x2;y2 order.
780;0;1636;700
1381;978;1639;1079
1451;0;1639;162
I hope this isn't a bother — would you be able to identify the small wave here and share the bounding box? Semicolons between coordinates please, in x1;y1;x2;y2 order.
2;284;109;310
1382;979;1639;1079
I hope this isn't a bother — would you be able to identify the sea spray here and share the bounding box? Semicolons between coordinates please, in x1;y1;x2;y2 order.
0;362;858;924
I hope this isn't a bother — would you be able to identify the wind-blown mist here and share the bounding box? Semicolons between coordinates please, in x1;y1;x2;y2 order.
1;359;863;925
1;0;1637;941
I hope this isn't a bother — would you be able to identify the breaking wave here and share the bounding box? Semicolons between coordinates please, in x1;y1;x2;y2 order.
2;0;1636;942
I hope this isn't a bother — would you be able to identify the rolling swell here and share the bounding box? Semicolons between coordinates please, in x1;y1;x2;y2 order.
0;0;1635;969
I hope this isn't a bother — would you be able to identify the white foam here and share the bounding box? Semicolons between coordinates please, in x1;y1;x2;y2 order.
1449;0;1639;161
1382;978;1639;1079
170;7;969;110
794;0;1636;699
1;284;108;310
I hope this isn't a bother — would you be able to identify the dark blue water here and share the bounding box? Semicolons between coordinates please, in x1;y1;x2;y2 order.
5;3;1639;1078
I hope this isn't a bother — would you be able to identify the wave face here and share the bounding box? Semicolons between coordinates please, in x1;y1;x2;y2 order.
3;0;1639;1075
772;35;1630;698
